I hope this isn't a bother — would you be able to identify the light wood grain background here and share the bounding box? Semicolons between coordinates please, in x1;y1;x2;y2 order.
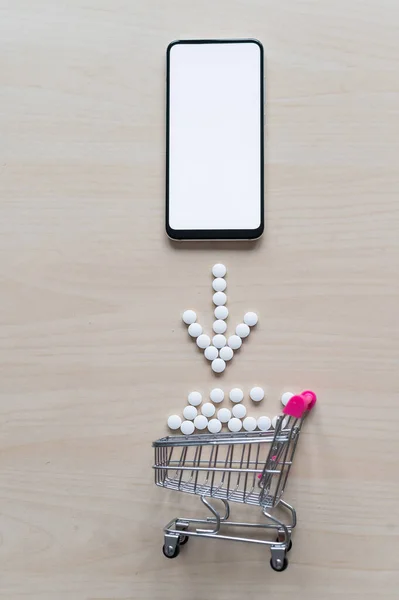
1;1;399;598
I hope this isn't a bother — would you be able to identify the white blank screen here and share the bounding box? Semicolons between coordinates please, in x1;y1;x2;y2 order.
168;41;262;232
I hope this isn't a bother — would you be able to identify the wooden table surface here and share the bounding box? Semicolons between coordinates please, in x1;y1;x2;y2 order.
1;1;399;598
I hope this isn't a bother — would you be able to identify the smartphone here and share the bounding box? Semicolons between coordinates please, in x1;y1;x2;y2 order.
166;39;264;241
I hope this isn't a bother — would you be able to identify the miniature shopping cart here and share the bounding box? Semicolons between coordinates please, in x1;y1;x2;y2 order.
153;391;316;571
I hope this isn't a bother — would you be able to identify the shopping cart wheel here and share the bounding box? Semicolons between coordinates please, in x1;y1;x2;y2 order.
275;536;292;552
179;534;189;545
162;543;180;559
270;557;289;572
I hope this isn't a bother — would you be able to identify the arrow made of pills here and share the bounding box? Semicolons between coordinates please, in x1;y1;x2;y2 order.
182;263;258;374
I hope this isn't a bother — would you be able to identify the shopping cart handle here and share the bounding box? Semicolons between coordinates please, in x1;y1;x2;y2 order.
283;390;317;419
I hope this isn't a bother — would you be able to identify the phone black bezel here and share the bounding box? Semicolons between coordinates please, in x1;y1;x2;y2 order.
165;38;264;241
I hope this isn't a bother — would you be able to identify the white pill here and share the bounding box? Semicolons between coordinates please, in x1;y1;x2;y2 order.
213;291;227;306
281;392;294;406
236;323;250;338
183;405;197;420
210;388;224;403
188;391;202;406
229;388;244;403
213;334;227;349
211;358;226;373
214;305;229;320
244;312;258;327
219;346;233;361
257;416;272;431
217;408;232;423
188;323;203;338
228;335;242;350
213;319;227;334
232;404;246;419
196;334;211;349
212;263;227;278
194;415;208;430
250;387;265;402
204;346;219;361
167;415;182;430
182;310;197;325
243;417;257;432
180;420;195;435
272;416;289;429
208;418;222;434
228;418;242;432
212;277;227;292
201;402;216;418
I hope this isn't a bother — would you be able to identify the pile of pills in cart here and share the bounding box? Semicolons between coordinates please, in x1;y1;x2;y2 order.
167;389;292;435
182;264;258;373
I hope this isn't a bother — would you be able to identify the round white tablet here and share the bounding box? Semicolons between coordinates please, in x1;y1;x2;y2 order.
201;402;216;418
196;334;211;349
281;392;294;407
212;334;227;349
214;305;229;320
183;405;197;420
208;418;222;434
236;323;250;338
180;420;195;435
213;291;227;306
217;408;232;423
212;278;227;292
229;388;244;403
188;391;202;406
257;416;272;431
244;312;258;327
204;346;218;361
232;404;246;419
212;263;227;278
188;323;203;338
182;310;197;325
228;418;242;432
243;416;257;432
211;358;226;373
219;346;233;361
210;388;224;403
194;415;208;430
272;416;289;429
167;415;182;430
250;387;265;402
213;319;227;334
228;335;242;350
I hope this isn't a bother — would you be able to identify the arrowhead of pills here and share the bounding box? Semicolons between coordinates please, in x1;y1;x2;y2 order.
181;265;259;373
